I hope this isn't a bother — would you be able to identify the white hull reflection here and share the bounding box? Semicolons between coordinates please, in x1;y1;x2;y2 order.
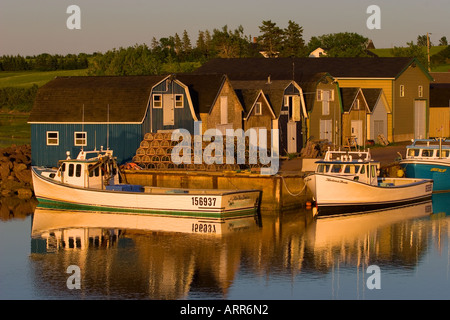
307;200;433;249
31;207;261;242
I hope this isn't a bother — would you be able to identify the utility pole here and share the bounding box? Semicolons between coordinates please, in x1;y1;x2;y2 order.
427;32;431;72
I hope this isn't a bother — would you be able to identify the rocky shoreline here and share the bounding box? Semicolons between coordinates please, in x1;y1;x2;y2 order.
0;144;37;220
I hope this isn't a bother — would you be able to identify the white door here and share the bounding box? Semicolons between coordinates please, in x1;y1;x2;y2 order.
287;122;297;153
373;120;384;139
320;119;332;142
351;120;363;146
414;100;426;139
163;94;174;126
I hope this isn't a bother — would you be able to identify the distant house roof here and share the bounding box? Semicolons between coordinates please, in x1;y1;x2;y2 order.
29;75;165;123
172;73;227;114
195;57;431;80
430;72;450;83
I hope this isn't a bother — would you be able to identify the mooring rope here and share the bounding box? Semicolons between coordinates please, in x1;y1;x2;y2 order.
277;174;307;197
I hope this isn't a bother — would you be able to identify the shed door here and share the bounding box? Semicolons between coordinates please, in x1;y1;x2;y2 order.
287;122;297;153
320;119;332;141
351;120;363;146
163;94;174;126
414;100;426;139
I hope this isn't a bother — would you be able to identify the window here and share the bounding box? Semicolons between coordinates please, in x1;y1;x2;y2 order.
175;94;184;108
74;132;87;146
400;85;405;97
68;164;74;177
331;164;343;173
316;89;323;101
418;85;423;97
255;102;262;115
75;164;82;177
46;131;59;145
353;99;360;110
153;94;162;108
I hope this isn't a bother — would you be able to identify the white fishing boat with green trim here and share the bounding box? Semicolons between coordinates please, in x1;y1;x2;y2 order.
31;148;262;234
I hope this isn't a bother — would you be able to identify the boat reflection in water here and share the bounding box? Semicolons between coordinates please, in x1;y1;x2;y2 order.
29;196;449;299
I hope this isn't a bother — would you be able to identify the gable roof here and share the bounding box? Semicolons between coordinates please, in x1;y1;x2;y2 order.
361;88;382;112
230;79;291;117
340;87;368;112
195;57;431;80
29;75;165;123
172;73;227;114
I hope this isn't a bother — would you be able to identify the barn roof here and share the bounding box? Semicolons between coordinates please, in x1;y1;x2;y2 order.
29;75;165;123
340;88;361;112
361;88;383;112
195;57;430;80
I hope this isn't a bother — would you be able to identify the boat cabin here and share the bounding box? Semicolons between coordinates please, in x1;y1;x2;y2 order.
315;150;380;185
405;138;450;160
44;149;120;189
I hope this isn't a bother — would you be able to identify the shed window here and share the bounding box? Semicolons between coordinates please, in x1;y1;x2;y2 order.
175;94;184;108
74;132;87;146
255;102;262;115
418;85;423;97
316;89;323;101
46;131;59;146
400;85;405;97
153;94;162;108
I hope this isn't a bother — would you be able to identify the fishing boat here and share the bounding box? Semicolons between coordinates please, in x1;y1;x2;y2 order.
31;148;262;232
304;149;433;217
399;138;450;191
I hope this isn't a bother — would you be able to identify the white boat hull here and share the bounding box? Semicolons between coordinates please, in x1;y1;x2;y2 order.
31;167;261;223
304;173;433;217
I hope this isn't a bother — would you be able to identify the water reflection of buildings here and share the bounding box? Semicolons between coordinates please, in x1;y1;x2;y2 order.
29;196;449;299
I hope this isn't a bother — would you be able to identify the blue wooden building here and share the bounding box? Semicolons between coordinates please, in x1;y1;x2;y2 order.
28;75;164;167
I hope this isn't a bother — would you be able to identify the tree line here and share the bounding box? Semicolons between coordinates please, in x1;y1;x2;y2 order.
0;53;89;72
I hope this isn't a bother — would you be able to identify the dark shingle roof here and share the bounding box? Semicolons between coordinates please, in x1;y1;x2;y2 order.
195;57;419;79
430;84;450;108
172;73;226;114
340;88;360;112
361;88;382;112
29;75;165;123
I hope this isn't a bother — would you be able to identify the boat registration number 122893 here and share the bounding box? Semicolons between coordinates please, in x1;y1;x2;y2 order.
192;196;216;207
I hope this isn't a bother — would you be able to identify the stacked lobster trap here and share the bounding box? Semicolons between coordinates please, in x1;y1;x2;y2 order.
131;132;273;172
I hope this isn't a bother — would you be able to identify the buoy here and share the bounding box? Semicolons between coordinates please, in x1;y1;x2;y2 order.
397;169;405;177
306;201;312;209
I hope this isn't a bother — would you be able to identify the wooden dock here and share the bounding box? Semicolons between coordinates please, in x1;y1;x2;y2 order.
124;169;310;212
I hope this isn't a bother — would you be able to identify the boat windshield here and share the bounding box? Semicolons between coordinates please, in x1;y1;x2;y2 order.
344;164;360;174
437;150;450;158
421;149;434;157
317;164;330;173
330;164;343;173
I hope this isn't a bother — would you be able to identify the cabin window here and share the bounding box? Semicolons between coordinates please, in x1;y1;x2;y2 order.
317;164;330;173
418;85;423;97
437;150;449;158
68;164;74;177
75;164;82;177
331;164;343;173
255;102;262;115
421;149;433;157
400;85;405;97
46;131;59;145
74;132;87;146
344;165;360;174
360;165;366;175
153;94;162;108
175;94;184;108
408;149;420;157
371;165;376;178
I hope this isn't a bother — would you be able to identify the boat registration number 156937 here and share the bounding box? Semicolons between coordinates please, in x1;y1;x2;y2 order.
192;196;216;207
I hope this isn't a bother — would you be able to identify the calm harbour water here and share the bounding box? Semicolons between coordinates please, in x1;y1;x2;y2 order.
1;193;449;300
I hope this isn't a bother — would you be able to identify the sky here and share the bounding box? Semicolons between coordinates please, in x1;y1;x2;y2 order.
0;0;449;56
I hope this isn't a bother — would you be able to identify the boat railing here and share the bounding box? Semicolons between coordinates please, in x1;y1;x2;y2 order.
323;149;372;162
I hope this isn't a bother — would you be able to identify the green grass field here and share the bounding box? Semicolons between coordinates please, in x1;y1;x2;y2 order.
0;69;88;88
0;113;30;148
